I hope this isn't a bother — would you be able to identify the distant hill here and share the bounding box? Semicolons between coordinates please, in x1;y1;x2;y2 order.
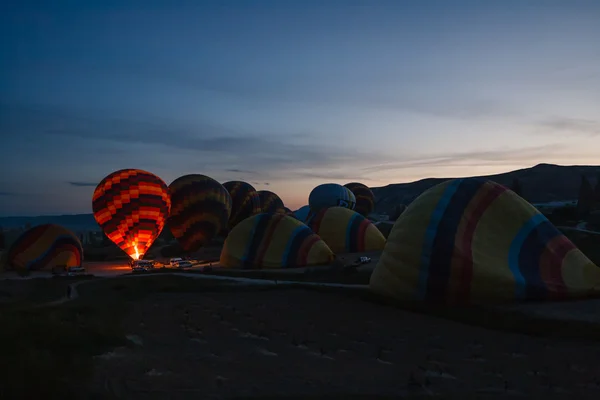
371;164;600;215
0;213;99;232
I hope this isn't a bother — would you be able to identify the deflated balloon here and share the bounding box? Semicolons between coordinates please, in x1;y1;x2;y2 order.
309;183;356;211
370;178;600;305
93;169;170;260
344;182;375;217
168;174;232;252
258;190;285;214
7;224;83;271
222;181;261;230
220;213;335;269
306;207;386;254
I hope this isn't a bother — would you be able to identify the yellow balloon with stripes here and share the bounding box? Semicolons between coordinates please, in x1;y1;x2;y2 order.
370;178;600;305
306;207;386;254
220;213;334;269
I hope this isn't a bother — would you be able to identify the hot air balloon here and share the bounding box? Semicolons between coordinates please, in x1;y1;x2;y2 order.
306;207;386;254
222;181;261;230
309;183;356;212
7;224;83;271
168;174;232;253
283;207;295;217
294;205;311;222
220;213;334;269
344;182;375;217
93;169;170;260
370;178;600;305
257;190;285;214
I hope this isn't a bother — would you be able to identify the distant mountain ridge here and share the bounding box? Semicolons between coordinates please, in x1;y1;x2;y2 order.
371;163;600;215
1;164;598;230
0;213;100;232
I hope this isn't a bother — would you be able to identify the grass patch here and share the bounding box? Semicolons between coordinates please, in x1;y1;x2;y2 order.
301;286;600;342
0;276;96;310
0;296;127;398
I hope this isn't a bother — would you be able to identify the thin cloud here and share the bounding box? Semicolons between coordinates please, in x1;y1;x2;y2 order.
361;145;563;173
536;117;600;137
68;181;98;187
0;191;18;196
225;168;258;174
1;103;396;176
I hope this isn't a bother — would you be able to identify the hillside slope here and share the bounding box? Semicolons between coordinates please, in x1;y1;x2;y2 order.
371;164;600;215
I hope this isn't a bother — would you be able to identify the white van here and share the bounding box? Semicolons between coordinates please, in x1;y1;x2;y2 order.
170;257;192;268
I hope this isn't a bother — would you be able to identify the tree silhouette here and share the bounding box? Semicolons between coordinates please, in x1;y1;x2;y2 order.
576;175;594;219
594;173;600;212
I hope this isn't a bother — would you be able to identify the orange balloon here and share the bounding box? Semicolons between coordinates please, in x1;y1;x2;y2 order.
92;169;170;259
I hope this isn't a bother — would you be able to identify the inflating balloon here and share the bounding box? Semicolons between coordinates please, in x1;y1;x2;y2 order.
258;190;285;214
220;213;335;269
370;178;600;305
309;183;356;211
168;174;232;252
93;169;170;260
7;224;83;271
344;182;375;217
222;181;261;230
306;207;386;253
283;207;295;217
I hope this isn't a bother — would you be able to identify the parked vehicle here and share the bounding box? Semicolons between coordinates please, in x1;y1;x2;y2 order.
169;258;183;268
130;259;154;271
177;260;193;268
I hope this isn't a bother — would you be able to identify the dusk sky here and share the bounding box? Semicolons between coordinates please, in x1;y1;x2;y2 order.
1;0;599;216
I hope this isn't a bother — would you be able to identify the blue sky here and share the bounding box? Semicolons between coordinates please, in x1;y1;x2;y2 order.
1;0;599;216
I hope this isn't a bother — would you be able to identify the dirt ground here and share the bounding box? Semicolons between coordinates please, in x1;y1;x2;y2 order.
89;289;600;399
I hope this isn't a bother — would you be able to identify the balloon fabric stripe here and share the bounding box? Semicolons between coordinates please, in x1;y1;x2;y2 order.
29;238;81;270
346;212;363;252
456;181;507;303
426;179;485;302
518;219;564;299
255;213;283;266
241;214;271;269
508;213;546;299
540;235;573;299
417;179;462;300
283;225;314;267
297;233;322;267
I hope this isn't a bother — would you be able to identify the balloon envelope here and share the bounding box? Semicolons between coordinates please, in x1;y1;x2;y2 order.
7;224;83;271
309;183;356;211
344;182;375;217
306;207;386;254
222;181;261;230
294;205;311;222
370;178;600;305
220;213;334;269
168;174;232;252
93;169;170;260
257;190;285;214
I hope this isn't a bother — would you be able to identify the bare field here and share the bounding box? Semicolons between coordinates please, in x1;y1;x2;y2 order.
89;289;600;399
